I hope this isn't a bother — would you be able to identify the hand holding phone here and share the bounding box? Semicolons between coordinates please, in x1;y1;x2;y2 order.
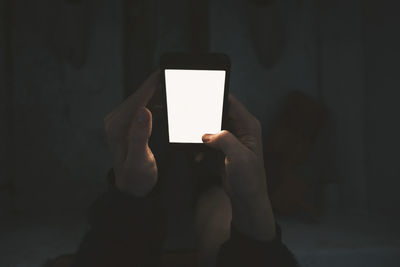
202;95;277;242
104;72;160;197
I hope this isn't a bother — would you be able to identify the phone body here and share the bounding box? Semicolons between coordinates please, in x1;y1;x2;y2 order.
160;53;231;148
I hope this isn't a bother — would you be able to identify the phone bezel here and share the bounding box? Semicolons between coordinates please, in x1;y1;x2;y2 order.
160;53;231;149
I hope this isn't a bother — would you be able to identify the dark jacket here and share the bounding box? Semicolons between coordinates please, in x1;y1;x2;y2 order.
72;178;298;267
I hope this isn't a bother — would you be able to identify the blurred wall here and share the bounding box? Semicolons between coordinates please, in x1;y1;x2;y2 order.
0;0;399;218
0;0;6;188
2;0;124;215
363;0;400;215
0;0;14;214
318;0;367;212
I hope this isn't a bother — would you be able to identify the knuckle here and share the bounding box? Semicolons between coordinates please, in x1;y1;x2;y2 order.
104;124;114;139
104;116;121;141
220;130;231;137
251;118;262;135
219;130;234;143
255;118;262;129
221;130;234;139
103;113;113;132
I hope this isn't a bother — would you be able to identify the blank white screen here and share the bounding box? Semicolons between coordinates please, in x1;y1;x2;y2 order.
165;69;226;143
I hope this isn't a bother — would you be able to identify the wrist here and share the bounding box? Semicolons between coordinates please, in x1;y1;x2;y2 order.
112;171;156;198
230;192;276;241
115;180;155;197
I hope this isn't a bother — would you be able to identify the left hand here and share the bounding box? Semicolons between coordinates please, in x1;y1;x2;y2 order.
103;72;160;197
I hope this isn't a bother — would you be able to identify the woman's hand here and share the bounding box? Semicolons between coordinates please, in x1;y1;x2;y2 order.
104;72;159;197
202;95;276;241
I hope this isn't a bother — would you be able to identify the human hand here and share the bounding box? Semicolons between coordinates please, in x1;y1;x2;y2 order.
104;72;159;197
202;95;276;241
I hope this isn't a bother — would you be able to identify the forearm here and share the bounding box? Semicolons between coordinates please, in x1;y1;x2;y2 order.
218;190;298;267
230;192;276;241
73;178;166;267
216;223;299;267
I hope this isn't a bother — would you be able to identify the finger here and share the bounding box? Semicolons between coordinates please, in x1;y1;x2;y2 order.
226;94;263;155
105;71;160;135
228;94;262;137
104;71;159;164
127;107;153;159
202;130;248;159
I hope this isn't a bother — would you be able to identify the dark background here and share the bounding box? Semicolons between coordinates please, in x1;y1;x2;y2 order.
1;0;400;266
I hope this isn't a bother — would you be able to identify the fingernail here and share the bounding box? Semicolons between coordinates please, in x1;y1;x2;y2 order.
202;134;212;143
136;108;149;124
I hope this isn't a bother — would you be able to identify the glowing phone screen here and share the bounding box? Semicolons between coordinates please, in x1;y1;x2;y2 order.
165;69;226;143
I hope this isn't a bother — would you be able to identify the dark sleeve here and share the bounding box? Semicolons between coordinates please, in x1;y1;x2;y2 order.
216;224;299;267
72;173;166;267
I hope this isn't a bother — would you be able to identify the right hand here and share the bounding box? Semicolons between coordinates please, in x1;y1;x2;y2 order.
104;72;160;197
202;95;276;241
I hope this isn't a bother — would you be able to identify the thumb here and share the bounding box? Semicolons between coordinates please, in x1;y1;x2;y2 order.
128;107;153;154
202;130;247;159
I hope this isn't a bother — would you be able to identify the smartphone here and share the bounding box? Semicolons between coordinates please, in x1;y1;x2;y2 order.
160;53;230;145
